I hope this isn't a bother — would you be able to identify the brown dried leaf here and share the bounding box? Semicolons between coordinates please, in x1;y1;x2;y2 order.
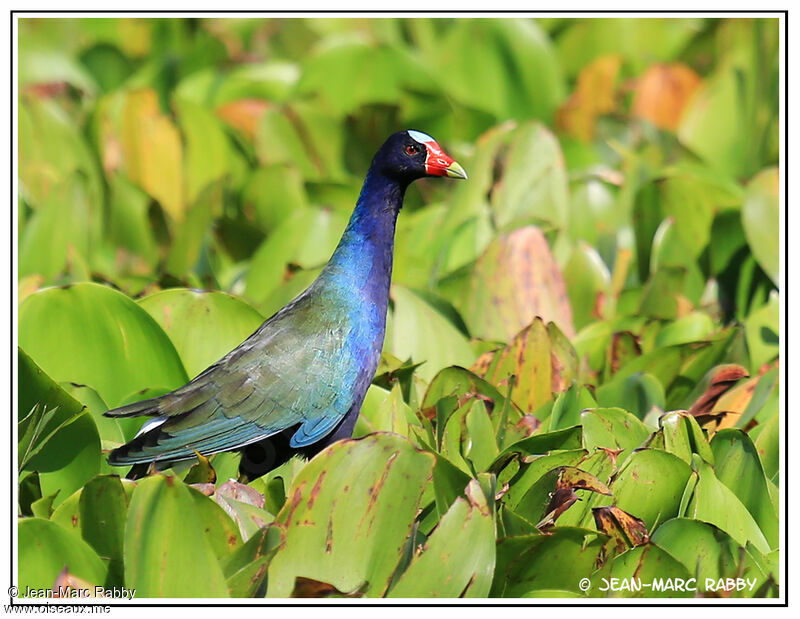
291;577;365;598
593;506;650;553
688;364;749;417
633;63;702;131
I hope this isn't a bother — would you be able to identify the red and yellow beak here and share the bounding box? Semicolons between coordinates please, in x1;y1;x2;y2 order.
408;130;468;179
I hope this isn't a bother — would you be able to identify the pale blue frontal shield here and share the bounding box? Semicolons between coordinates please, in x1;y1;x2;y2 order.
407;129;435;144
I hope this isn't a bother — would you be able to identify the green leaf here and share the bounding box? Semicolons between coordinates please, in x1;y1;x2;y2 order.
652;518;770;588
388;478;495;597
658;411;715;466
79;475;128;585
710;429;778;548
19;282;189;408
18;518;107;591
741;168;778;286
388;285;475;382
745;291;779;373
563;242;611;330
581;407;651;463
492;528;606;596
222;525;284;597
245;207;348;305
610;449;692;530
685;456;771;554
434;20;565;123
18;349;101;507
266;433;435;597
175;97;231;205
124;475;230;597
137;289;264;379
590;543;692;598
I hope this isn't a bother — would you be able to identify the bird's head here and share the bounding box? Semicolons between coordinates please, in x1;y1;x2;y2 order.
372;130;468;184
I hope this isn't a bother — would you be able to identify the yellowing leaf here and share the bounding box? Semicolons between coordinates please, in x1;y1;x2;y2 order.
216;99;271;139
121;89;184;222
462;227;575;342
557;54;622;140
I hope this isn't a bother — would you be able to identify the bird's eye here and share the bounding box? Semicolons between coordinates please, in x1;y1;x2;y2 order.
405;144;420;156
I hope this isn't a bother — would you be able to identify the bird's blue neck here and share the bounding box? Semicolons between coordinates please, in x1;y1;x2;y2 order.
319;168;406;305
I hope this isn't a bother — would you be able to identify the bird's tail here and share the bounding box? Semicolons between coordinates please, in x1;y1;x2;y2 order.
104;395;163;418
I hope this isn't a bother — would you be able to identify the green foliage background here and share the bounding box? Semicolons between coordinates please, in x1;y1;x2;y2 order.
17;17;780;599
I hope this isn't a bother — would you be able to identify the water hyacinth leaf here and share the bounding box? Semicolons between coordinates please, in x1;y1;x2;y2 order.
186;484;243;557
388;285;476;382
710;429;778;549
659;411;715;466
245;207;349;305
655;312;715;348
473;319;579;415
266;434;435;597
555;18;701;78
460;227;575;342
632;63;702;131
138;289;264;379
489;123;570;231
299;41;434;118
222;525;284;598
242;164;309;232
434;20;565;123
685;456;770;554
214;480;273;543
18;518;107;592
18;350;101;508
388;478;495;597
563;242;611;330
651;518;770;587
354;383;414;438
592;506;649;552
79;475;129;585
492;426;584;472
595;372;665;420
106;174;158;269
120;89;184;222
18;97;103;210
590;544;692;598
175;97;231;205
580;407;651;463
19;282;189;408
431;454;473;521
19;175;97;283
610;449;692;530
548;383;597;431
124;474;230;597
685;364;749;419
557;55;622;141
741;168;779;286
492;528;607;597
754;413;779;484
512;465;611;528
711;367;778;430
744;291;779;372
